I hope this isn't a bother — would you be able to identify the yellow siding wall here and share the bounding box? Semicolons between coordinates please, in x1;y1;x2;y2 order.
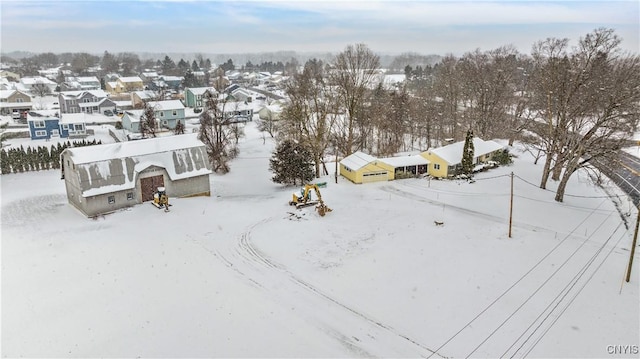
340;161;394;184
420;152;449;178
340;163;358;183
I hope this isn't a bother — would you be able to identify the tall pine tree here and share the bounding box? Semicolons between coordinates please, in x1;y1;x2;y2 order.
461;129;475;176
270;139;314;186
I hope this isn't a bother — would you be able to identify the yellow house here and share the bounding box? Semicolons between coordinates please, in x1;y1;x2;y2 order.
421;138;504;178
340;151;395;184
117;76;144;92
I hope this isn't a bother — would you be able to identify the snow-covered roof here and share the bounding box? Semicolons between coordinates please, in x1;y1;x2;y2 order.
132;90;156;100
0;89;29;99
187;87;216;95
59;114;87;124
118;76;143;83
60;90;108;99
147;100;185;110
123;109;144;123
20;76;56;85
426;138;504;165
66;134;212;197
159;76;182;82
69;134;206;164
380;154;429;167
340;151;379;171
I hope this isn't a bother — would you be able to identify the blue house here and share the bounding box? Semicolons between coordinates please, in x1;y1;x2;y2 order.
27;111;86;140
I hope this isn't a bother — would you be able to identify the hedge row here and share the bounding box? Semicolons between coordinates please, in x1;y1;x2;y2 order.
0;139;102;175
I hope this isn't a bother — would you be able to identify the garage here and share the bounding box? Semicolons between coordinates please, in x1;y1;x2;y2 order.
362;171;389;183
339;151;394;184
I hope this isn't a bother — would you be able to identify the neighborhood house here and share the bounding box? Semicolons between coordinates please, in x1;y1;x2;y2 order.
27;111;86;140
339;137;505;184
60;133;212;217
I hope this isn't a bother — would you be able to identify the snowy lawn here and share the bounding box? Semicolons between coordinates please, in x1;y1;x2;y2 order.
1;122;638;358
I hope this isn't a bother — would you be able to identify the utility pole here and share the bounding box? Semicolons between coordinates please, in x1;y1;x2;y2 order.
626;206;639;282
334;146;338;184
509;172;514;238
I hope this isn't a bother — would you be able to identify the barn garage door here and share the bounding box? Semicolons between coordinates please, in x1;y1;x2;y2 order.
362;171;388;183
141;175;164;202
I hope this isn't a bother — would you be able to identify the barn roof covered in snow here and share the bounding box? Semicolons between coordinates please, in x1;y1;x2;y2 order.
64;134;212;197
425;138;504;165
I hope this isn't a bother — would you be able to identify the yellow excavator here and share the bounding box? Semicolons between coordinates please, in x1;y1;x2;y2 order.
152;187;171;212
289;184;332;216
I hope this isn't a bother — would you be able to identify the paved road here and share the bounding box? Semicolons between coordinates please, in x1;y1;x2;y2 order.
593;150;640;207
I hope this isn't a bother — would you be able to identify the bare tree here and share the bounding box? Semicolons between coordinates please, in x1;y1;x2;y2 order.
551;29;640;202
31;81;52;97
432;54;463;142
330;43;381;156
279;59;338;178
198;92;239;173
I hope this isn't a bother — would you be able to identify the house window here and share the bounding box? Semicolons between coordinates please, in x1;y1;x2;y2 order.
108;195;115;204
35;130;47;137
172;110;177;116
127;192;134;201
434;163;441;170
62;124;69;130
33;121;45;128
74;124;84;131
16;98;23;103
160;112;164;117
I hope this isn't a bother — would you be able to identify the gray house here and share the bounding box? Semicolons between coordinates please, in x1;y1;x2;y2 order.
59;90;113;114
61;133;212;217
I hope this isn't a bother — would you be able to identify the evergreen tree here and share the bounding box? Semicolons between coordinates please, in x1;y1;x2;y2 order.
139;101;157;138
461;129;475;175
26;147;34;171
182;69;198;88
191;60;199;71
0;148;10;174
177;58;190;72
269;139;314;186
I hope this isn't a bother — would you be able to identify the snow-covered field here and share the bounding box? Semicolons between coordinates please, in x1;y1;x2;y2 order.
1;122;638;358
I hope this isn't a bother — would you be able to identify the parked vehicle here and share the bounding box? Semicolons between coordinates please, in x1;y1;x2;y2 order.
104;109;114;116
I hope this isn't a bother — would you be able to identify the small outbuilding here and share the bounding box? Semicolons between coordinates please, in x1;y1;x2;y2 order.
61;133;212;217
339;151;395;184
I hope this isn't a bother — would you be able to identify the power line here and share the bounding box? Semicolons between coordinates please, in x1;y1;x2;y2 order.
521;230;628;358
463;210;615;358
500;221;625;358
426;199;609;358
513;174;614;199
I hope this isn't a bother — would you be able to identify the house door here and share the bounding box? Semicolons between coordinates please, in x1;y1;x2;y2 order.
140;175;164;202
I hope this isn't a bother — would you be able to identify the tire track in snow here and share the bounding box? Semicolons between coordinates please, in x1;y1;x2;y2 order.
208;216;447;358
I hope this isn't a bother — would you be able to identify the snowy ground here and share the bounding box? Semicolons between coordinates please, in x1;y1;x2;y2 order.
1;122;638;358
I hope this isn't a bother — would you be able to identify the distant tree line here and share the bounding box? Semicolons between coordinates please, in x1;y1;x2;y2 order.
0;139;102;175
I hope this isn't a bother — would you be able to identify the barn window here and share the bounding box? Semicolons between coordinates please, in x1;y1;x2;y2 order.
127;192;134;200
108;195;115;204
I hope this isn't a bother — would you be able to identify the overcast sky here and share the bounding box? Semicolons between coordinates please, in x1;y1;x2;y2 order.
1;0;638;56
